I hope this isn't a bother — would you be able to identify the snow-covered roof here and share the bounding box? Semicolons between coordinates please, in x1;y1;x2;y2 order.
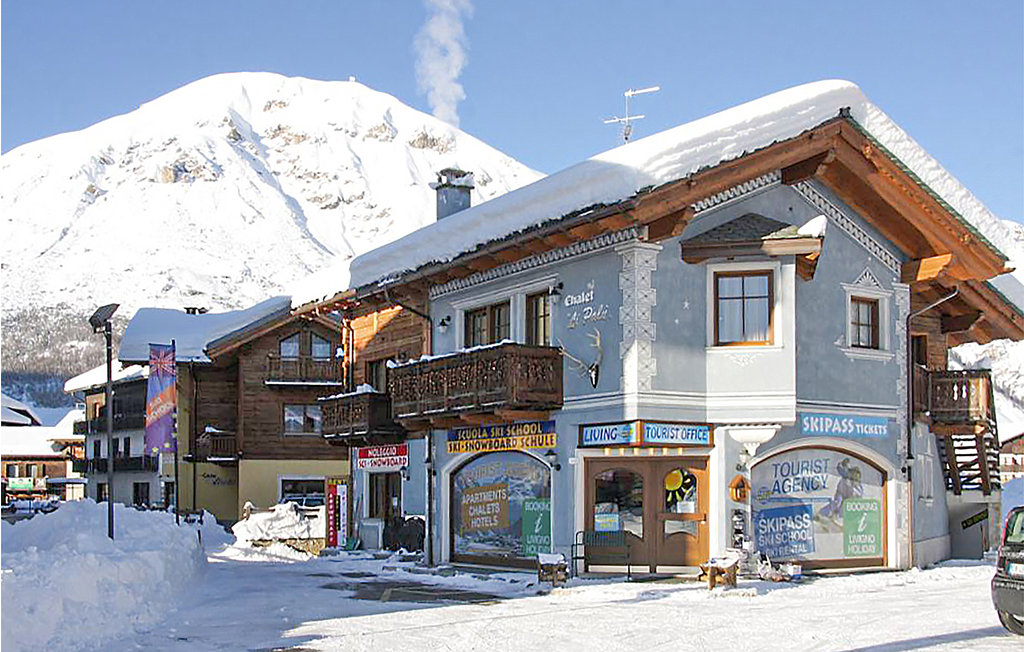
0;426;73;458
1;393;42;426
118;296;291;363
345;80;1017;294
64;362;148;394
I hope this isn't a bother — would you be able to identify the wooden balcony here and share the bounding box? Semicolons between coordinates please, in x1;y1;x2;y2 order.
86;456;159;474
927;370;994;426
266;354;345;385
194;431;239;463
320;390;405;445
73;413;146;435
389;343;563;428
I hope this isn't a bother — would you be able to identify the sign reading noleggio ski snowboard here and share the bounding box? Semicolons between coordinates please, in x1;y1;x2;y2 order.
751;448;884;563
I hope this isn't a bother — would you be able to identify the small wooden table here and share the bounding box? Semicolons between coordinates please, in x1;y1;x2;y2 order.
698;559;738;589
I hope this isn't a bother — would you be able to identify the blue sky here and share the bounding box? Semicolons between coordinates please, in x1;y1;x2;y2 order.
3;1;1022;222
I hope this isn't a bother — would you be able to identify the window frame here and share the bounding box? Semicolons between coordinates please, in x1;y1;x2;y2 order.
365;358;393;393
282;403;323;436
713;270;775;347
311;333;332;360
839;276;895;362
463;300;511;347
525;291;552;346
450;274;559;349
850;297;880;350
279;333;301;359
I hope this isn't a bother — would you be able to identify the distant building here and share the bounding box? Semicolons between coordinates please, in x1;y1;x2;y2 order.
1001;433;1024;483
2;392;42;426
1;409;86;503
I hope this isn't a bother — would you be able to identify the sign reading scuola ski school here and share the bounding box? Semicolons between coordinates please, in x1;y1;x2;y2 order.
799;412;890;439
447;421;556;454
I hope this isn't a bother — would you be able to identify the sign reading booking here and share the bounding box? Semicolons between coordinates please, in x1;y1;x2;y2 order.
799;412;890;439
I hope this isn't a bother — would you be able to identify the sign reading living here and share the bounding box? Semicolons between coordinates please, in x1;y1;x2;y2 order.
447;421;556;454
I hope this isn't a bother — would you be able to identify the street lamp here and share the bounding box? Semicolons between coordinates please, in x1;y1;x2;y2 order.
90;303;119;540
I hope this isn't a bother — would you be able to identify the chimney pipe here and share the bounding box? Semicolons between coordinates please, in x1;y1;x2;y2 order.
430;168;474;220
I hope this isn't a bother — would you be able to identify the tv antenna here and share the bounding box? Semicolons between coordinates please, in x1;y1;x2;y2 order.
604;85;660;142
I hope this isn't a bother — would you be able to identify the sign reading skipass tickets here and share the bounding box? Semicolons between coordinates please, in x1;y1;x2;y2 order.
800;412;889;438
447;421;556;454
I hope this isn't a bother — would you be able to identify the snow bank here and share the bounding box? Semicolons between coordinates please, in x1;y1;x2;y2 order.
1;501;207;652
232;502;325;541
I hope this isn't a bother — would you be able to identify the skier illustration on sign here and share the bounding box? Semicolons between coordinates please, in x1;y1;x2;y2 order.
815;457;863;530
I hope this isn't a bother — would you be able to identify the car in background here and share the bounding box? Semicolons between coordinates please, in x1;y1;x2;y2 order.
993;505;1024;635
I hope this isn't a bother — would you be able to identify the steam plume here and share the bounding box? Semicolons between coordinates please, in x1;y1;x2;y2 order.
414;0;473;127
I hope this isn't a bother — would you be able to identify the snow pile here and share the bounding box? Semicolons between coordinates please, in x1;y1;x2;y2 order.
214;541;314;563
232;502;326;542
0;501;207;652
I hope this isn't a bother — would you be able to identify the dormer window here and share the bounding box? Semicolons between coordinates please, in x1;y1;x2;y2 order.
311;334;331;360
279;334;300;359
714;271;773;346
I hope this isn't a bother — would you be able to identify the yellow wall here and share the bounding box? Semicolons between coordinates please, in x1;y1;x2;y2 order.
238;459;350;514
174;461;239;522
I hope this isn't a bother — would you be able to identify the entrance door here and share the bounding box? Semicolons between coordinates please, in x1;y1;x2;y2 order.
586;457;708;571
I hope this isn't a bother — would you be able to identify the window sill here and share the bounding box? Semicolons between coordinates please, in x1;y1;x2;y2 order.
706;344;784;353
282;432;323;437
839;347;894;362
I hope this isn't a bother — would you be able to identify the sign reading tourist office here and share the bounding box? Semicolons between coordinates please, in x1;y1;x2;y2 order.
579;421;713;448
750;447;886;567
447;421;555;566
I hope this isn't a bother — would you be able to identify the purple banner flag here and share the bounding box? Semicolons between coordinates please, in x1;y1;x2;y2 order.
145;343;177;456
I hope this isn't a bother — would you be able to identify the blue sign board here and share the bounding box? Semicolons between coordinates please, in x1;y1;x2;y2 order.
580;422;638;447
754;503;815;559
799;413;889;439
643;422;711;446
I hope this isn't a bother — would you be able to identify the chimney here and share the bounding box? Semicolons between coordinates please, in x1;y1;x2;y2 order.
430;168;474;220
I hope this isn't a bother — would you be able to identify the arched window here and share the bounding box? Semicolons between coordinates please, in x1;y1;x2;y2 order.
279;333;300;359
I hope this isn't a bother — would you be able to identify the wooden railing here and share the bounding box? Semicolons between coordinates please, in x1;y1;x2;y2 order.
73;413;147;435
194;432;239;461
320;391;404;443
389;343;563;422
87;456;159;473
928;369;994;425
911;365;930;415
266;354;344;384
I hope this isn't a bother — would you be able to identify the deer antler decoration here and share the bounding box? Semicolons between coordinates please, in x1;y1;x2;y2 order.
558;327;603;388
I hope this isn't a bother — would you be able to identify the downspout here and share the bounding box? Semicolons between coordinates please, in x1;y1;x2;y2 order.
904;287;957;569
190;360;198;514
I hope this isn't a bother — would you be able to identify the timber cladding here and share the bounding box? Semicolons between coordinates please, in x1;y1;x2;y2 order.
237;320;348;460
350;306;428;386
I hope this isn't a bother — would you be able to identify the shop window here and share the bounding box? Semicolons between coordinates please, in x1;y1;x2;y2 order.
850;298;880;349
664;468;698;514
133;482;150;507
714;271;772;345
283;404;322;435
451;451;551;562
594;468;643;538
526;292;551;346
280;478;325;506
279;333;300;359
368;472;402;520
6;463;18;477
26;464;38;478
464;301;511;347
366;358;392;393
311;333;332;360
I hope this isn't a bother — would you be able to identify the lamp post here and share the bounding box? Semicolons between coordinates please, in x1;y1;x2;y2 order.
89;303;119;540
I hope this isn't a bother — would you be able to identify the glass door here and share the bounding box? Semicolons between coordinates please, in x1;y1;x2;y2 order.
587;460;649;568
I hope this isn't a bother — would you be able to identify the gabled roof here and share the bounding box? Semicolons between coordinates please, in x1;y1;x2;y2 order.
64;362;148;394
341;80;1016;295
685;214;802;244
118;296;291;363
1;394;42;427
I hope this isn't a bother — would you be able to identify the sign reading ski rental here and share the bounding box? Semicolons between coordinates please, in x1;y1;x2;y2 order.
145;343;177;456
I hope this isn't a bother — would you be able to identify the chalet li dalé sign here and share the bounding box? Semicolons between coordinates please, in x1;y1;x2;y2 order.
446;421;556;454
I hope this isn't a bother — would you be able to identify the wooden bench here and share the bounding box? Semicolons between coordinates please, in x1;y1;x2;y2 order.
571;530;632;579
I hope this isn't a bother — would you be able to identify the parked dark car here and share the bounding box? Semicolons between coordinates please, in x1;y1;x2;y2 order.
993;505;1024;635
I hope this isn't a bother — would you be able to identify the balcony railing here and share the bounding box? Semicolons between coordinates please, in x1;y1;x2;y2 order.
927;370;994;426
86;456;159;474
73;413;147;435
320;390;405;444
194;432;239;462
71;458;88;474
266;354;344;384
389;343;563;423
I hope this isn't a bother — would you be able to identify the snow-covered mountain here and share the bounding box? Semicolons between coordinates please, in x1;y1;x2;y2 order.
1;72;542;317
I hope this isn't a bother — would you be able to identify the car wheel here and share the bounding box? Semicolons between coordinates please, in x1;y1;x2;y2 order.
998;610;1024;636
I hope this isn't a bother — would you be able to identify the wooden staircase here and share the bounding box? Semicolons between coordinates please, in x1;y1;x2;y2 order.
926;369;1000;495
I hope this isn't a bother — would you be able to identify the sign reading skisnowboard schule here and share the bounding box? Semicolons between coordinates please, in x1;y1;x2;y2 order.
447;421;556;454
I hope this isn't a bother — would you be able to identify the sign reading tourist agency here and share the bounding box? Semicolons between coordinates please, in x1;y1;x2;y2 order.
579;421;713;448
447;421;557;454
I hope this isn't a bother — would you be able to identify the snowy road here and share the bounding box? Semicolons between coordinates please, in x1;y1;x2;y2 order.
112;549;1019;652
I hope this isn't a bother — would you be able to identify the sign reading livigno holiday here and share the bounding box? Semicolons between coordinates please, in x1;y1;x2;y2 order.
447;421;556;454
522;498;551;556
843;498;882;557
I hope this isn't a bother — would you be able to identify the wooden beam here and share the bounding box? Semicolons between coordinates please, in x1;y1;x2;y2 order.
597;212;636;231
521;238;549;255
494;248;530;264
467;255;498;272
457;413;506;426
781;149;836;185
494;409;552;422
901;253;954;284
796;252;821;281
977;433;993;495
646;207;694;242
543;232;578;248
940;311;982;334
943;434;962;495
567;221;605;240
